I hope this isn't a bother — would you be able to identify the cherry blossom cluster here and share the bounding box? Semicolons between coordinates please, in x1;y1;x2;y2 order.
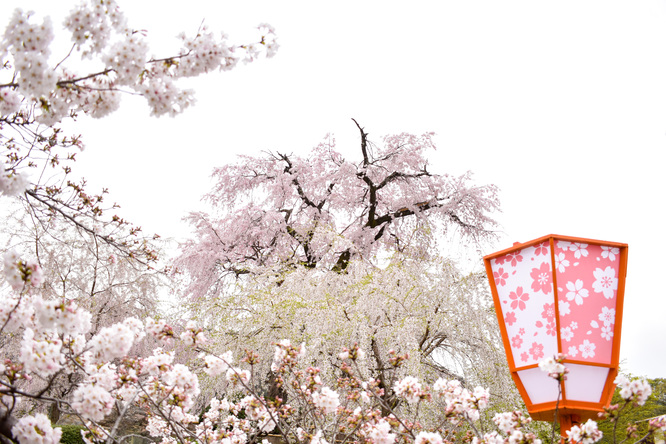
0;0;278;125
311;386;341;414
2;253;662;444
648;415;666;433
11;413;62;444
3;249;43;290
432;378;490;422
0;86;21;115
489;411;542;444
538;353;569;381
565;419;603;444
614;374;652;406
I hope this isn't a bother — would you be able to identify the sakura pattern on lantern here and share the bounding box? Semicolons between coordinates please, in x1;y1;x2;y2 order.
554;241;620;364
489;244;558;367
488;237;625;368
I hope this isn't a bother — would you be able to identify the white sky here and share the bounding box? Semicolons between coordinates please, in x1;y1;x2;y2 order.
4;0;666;378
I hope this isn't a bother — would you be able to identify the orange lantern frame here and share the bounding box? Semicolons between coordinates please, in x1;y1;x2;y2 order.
483;235;628;429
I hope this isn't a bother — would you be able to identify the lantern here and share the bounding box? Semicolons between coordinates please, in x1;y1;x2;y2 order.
483;235;628;432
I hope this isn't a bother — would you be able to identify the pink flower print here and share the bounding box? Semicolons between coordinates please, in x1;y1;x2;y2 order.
567;345;579;358
521;352;529;363
555;252;570;273
509;287;529;311
519;328;525;335
566;279;589;306
533;242;548;256
505;311;517;326
529;342;544;360
601;246;619;262
506;251;523;267
546;321;556;336
592;267;618;299
530;262;552;294
561;326;574;342
570;321;578;330
598;307;616;326
494;268;509;287
558;300;571;316
541;303;556;322
511;335;523;349
494;256;507;266
579;340;596;358
601;325;614;341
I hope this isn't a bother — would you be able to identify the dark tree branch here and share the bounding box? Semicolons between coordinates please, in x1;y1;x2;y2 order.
352;118;370;167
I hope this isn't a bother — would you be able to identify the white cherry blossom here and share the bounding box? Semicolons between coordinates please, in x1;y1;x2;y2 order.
579;339;596;358
11;413;61;444
566;279;589;305
592;266;618;299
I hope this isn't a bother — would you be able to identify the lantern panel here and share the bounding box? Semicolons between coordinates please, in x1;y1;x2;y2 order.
564;364;610;403
489;242;557;367
517;367;560;404
553;241;621;364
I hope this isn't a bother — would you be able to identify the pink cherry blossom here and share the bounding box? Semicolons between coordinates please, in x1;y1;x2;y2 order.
528;342;544;360
533;242;548;256
530;262;552;294
505;311;517;326
511;335;523;349
509;287;529;311
494;267;508;286
541;303;555;322
506;251;523;267
546;321;556;336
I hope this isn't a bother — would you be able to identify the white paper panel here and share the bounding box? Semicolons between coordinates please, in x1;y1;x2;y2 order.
564;364;609;402
490;242;558;367
517;367;560;404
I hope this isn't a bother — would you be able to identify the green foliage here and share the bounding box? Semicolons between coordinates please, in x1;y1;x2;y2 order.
598;378;666;444
56;424;86;444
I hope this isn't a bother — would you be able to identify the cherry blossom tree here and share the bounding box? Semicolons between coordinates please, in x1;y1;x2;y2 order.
176;119;500;298
173;121;507;415
183;254;520;418
0;0;278;440
1;0;277;265
0;197;171;425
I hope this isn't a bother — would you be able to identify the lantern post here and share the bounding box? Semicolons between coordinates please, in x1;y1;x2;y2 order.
483;235;628;437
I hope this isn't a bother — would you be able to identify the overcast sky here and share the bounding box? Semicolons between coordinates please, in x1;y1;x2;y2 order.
5;0;666;378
